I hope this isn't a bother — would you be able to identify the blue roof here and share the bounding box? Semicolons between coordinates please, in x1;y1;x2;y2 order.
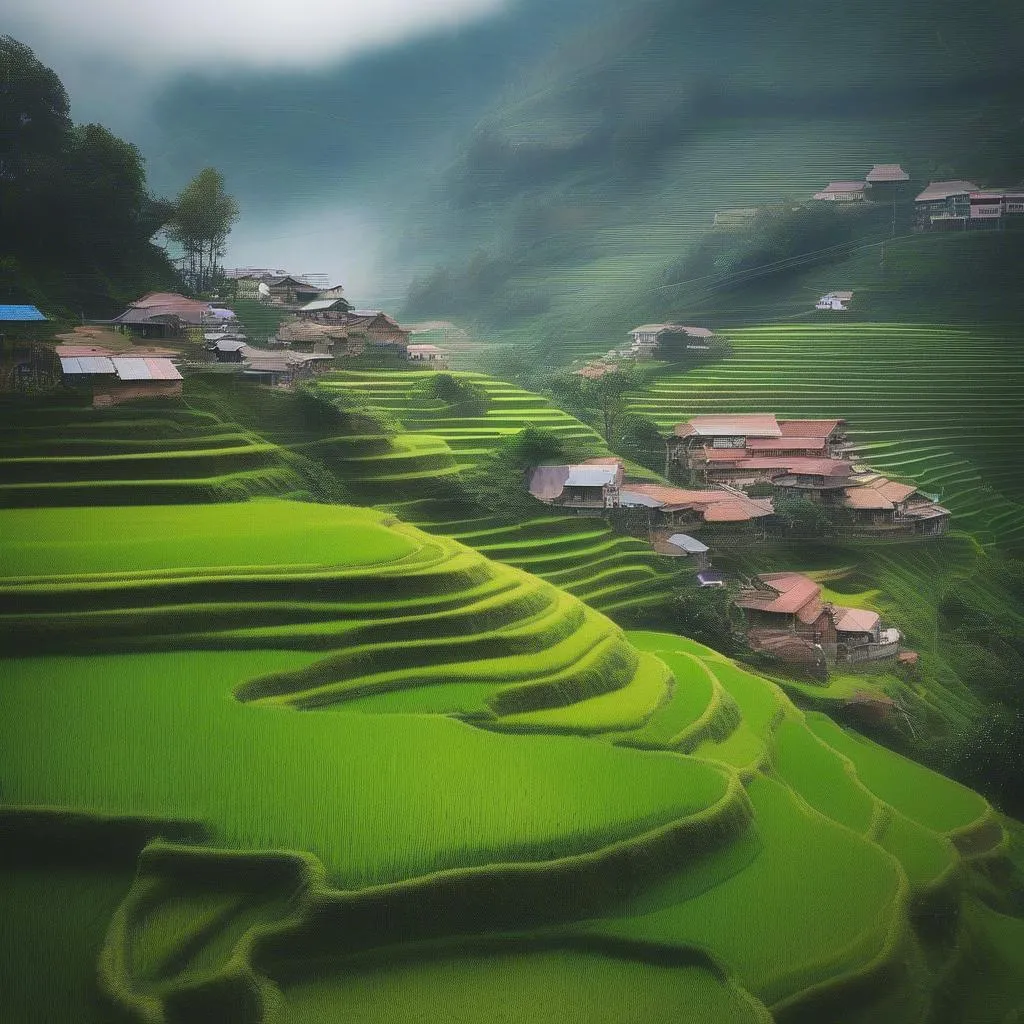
0;305;47;321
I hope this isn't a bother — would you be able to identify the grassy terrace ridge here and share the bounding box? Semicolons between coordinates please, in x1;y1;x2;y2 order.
627;322;1024;550
3;489;1021;1024
317;369;606;466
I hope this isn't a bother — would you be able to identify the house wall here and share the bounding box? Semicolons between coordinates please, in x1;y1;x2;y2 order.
92;381;183;407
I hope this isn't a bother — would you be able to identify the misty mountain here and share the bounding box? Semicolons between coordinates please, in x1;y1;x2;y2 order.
134;0;1024;340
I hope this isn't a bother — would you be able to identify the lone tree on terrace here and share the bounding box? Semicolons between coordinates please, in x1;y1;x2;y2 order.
167;167;238;294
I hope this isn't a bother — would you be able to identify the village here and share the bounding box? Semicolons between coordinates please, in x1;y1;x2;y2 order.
1;247;954;685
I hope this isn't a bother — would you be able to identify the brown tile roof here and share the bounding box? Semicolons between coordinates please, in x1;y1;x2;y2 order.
624;484;772;521
866;164;909;183
917;181;978;202
726;457;853;477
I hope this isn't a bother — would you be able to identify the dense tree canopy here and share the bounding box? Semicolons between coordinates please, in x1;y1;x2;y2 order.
0;35;179;316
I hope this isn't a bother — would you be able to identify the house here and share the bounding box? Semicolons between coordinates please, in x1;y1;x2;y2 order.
842;474;951;537
407;344;449;366
628;324;716;359
652;533;711;568
669;414;847;473
275;318;348;355
295;298;352;323
816;296;847;311
110;292;213;339
60;351;183;405
618;483;774;526
342;310;411;350
812;181;867;202
319;283;347;299
240;346;334;385
735;572;901;670
528;463;623;512
914;180;979;229
970;191;1005;226
261;275;322;305
209;338;248;362
865;164;910;191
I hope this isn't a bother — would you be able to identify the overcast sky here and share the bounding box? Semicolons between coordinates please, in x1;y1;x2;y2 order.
5;0;507;71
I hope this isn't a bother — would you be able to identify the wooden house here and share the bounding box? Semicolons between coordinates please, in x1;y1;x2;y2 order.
812;181;866;202
262;276;321;305
296;298;352;323
528;463;623;512
865;164;909;194
407;344;449;366
735;572;900;669
914;181;978;229
842;475;951;537
59;351;183;405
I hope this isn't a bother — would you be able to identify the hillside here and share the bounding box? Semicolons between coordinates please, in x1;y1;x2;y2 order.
4;488;1024;1022
392;0;1024;356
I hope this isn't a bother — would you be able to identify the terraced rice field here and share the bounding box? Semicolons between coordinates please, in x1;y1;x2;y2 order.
627;323;1024;549
317;369;605;466
0;397;311;507
312;371;676;619
3;497;1012;1024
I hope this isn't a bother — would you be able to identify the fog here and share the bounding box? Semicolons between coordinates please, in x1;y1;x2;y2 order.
3;0;506;72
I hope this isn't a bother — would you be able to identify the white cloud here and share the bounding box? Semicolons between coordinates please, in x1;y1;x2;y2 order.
6;0;506;72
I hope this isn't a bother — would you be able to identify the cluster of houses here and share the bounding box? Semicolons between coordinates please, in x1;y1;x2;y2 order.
809;163;1024;231
733;571;910;678
669;413;950;539
49;282;447;394
528;412;949;542
525;438;920;676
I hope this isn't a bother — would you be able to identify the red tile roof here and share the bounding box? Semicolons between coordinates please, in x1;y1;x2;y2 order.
735;573;821;615
623;483;772;521
833;607;880;633
844;476;918;509
778;419;843;437
687;414;781;437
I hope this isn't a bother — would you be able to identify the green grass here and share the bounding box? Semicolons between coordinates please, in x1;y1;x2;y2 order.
0;501;417;576
587;773;904;1007
282;944;771;1024
806;713;988;835
0;650;731;888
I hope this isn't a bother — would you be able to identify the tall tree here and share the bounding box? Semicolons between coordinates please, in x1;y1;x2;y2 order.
167;168;239;295
0;36;177;313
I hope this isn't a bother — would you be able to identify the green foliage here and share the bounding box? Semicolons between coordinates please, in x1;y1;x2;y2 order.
0;36;178;316
771;494;833;538
166;167;239;294
672;584;738;655
416;372;489;415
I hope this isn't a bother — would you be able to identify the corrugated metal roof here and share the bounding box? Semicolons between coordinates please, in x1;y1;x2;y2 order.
915;180;979;202
666;534;709;553
143;358;183;381
299;299;344;311
61;356;116;375
0;304;47;321
215;339;247;352
564;466;618;487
